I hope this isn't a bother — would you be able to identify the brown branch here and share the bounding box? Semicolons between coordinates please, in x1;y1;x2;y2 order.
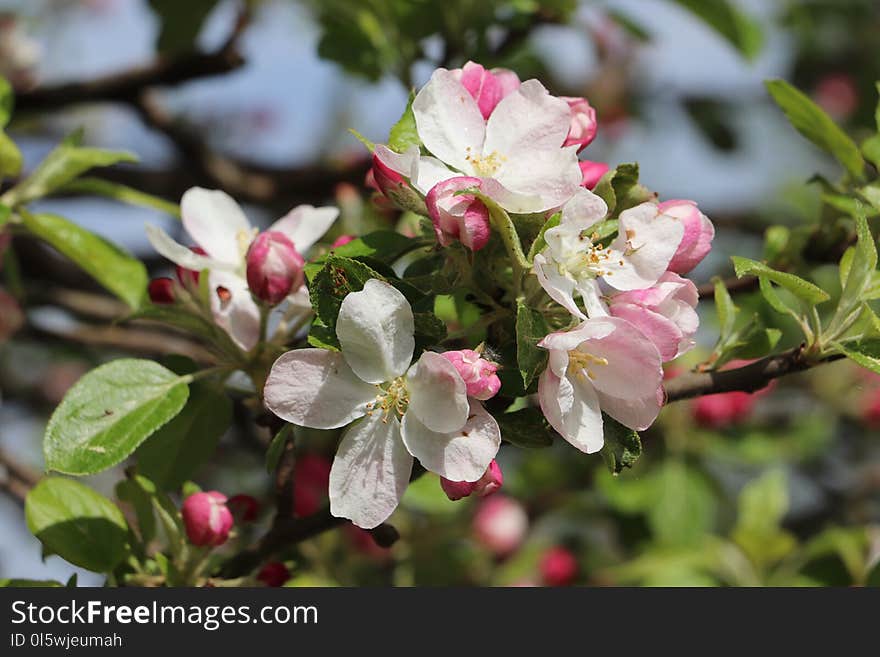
0;448;40;505
663;345;844;402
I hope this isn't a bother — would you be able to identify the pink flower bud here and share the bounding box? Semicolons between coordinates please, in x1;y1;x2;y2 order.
441;459;504;501
257;562;290;587
147;277;175;305
0;288;23;343
441;349;500;400
426;177;491;251
692;392;755;429
454;61;521;119
540;546;579;586
332;235;356;248
658;200;715;274
293;453;332;517
369;151;425;213
175;246;207;287
813;74;859;122
579;160;609;190
181;491;234;547
246;230;305;306
473;495;528;556
227;494;260;523
562;97;598;151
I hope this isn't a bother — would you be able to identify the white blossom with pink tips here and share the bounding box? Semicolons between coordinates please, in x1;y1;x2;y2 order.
659;199;715;274
263;280;501;529
533;190;684;319
538;317;664;453
146;187;338;351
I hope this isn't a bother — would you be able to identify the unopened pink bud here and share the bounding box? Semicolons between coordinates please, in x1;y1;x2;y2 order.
293;453;332;517
579;160;609;190
147;277;175;305
441;349;501;399
473;495;528;556
658;200;715;274
441;459;504;501
257;562;290;587
332;235;356;248
540;546;578;586
692;392;755;429
426;178;491;251
562;97;598;151
227;494;260;523
175;246;207;287
246;230;305;305
181;491;233;547
455;61;520;119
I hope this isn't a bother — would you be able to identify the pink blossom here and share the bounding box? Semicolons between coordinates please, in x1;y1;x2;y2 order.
473;495;528;556
227;494;260;523
579;160;609;189
332;235;356;248
293;453;332;517
561;97;598;151
441;459;504;501
540;546;579;586
453;61;521;119
607;272;699;362
813;74;859;122
147;277;175;305
440;349;500;399
426;177;491;251
181;491;234;547
245;230;305;306
692;391;756;429
658;200;714;274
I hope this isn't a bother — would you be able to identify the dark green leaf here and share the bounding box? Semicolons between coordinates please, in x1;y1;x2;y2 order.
44;359;190;476
413;311;447;343
497;407;554;448
515;299;549;388
115;475;158;546
322;230;421;265
308;255;385;332
601;415;642;474
149;0;220;54
266;425;293;474
26;477;128;573
671;0;763;59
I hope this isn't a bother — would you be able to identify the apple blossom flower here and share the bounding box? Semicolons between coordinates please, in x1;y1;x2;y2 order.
452;61;521;119
692;391;756;428
146;188;338;350
607;272;699;362
539;546;579;586
181;491;234;547
370;145;454;214
245;230;305;306
256;562;290;587
472;495;528;556
534;192;684;320
538;317;664;453
658;200;714;275
425;176;491;251
562;97;598;151
332;235;356;248
293;453;332;517
410;68;583;213
147;277;175;305
579;160;609;189
264;279;501;529
227;494;260;523
440;349;501;400
441;459;503;501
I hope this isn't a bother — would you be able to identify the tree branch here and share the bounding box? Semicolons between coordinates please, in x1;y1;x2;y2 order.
0;449;40;505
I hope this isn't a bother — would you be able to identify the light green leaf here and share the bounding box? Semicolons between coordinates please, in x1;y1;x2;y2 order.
44;359;190;476
21;211;147;309
265;424;293;474
765;79;864;180
862;134;880;169
670;0;763;59
348;128;375;152
515;299;549;388
832;339;880;375
0;130;22;178
732;469;796;567
713;276;738;340
26;477;128;573
136;383;231;490
758;276;800;318
472;191;529;271
526;212;561;262
732;256;829;304
388;91;420;153
840;211;877;307
649;461;717;547
61;177;181;218
0;76;12;127
0;579;64;587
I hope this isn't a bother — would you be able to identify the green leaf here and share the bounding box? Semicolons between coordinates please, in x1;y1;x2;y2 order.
725;316;782;362
840;211;877;308
44;359;190;476
308;255;385;333
136;383;231;490
413;311;447;344
0;76;12;127
648;461;717;547
862;134;880;169
0;579;64;587
148;0;220;54
60;177;181;218
25;477;128;573
497;407;554;448
322;230;420;265
670;0;762;59
732;256;829;304
832;339;880;375
388;91;420;153
713;276;738;340
732;469;796;567
515;299;549;388
591;163;651;216
765;79;864;180
758;276;800;318
601;415;642;474
471;191;530;271
5;142;137;206
526;211;560;262
20;211;148;309
266;424;293;474
0;130;22;178
348;128;375;152
115;475;158;546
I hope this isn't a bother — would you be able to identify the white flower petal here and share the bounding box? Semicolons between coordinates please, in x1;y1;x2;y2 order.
534;253;585;319
336;279;415;384
401;400;500;481
270;205;340;253
489;146;582;213
181;187;251;265
538;368;604;453
604;203;684;290
413;156;457;195
412;68;485;173
596;388;663;432
406;351;469;433
561;188;609;228
145;224;231;272
208;270;261;351
329;413;413;529
264;348;375;429
483;80;572;158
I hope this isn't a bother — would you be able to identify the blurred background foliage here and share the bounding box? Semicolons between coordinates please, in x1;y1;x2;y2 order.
1;0;879;586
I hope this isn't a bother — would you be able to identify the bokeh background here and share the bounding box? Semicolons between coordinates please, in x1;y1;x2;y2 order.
1;0;879;586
